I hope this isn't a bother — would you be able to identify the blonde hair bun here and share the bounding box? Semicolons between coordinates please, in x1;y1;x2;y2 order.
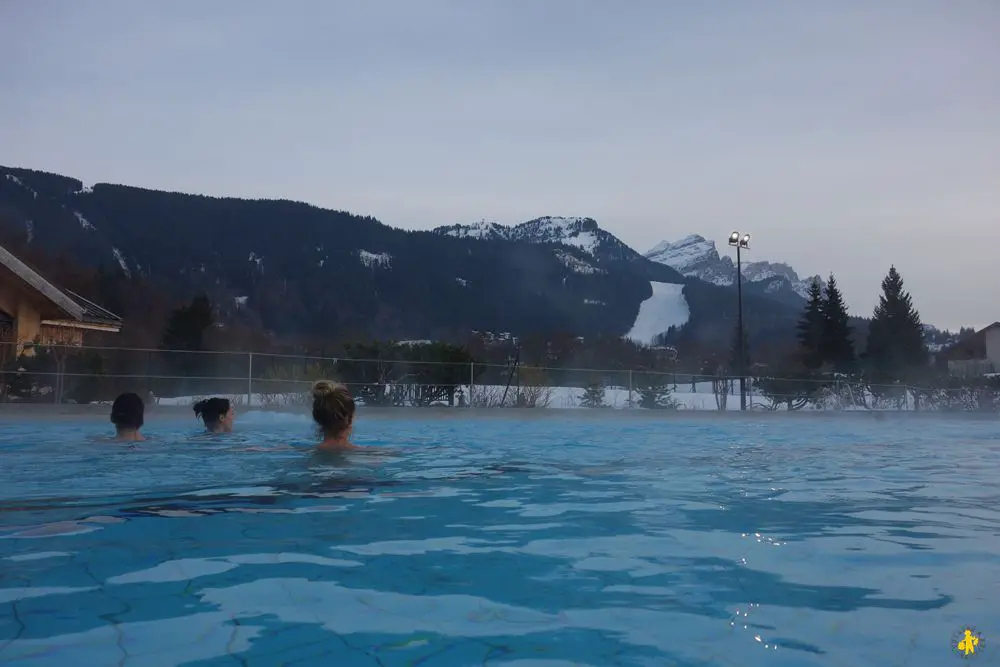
311;380;340;399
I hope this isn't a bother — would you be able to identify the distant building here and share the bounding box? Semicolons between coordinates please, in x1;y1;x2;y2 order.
470;331;518;347
941;322;1000;378
0;243;122;357
650;345;679;363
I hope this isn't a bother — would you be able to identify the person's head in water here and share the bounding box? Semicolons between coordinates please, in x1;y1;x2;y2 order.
311;380;355;445
193;397;234;433
110;392;145;441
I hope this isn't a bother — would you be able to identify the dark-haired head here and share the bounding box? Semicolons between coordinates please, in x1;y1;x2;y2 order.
311;380;355;445
193;397;233;433
111;392;144;435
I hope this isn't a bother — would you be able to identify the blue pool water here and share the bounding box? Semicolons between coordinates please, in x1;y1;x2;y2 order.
1;412;999;666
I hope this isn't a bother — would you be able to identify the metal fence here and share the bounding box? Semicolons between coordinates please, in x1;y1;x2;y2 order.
1;342;997;412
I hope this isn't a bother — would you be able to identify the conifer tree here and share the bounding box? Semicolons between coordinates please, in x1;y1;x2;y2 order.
636;373;680;410
820;274;854;372
161;294;214;352
796;277;824;370
580;378;607;408
865;266;928;381
159;293;215;395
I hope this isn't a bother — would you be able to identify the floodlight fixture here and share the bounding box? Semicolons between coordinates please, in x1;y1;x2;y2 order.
725;230;753;411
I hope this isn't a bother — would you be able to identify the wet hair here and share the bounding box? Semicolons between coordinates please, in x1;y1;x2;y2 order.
311;380;355;437
193;397;231;428
110;392;144;430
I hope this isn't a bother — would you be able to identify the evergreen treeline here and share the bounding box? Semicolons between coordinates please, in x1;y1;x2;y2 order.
0;164;800;352
2;165;989;410
755;265;942;408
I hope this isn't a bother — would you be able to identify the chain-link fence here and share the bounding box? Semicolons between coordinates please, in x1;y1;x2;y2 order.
1;342;998;412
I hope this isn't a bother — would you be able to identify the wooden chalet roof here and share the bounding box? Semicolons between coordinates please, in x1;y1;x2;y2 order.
0;243;122;330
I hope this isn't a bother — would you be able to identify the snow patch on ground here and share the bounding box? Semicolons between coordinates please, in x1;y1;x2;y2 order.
520;217;596;247
359;250;392;269
626;282;690;344
554;249;603;275
438;221;506;239
557;231;598;254
73;211;95;230
111;248;131;277
155;383;742;410
4;174;38;199
155;380;888;412
764;280;783;293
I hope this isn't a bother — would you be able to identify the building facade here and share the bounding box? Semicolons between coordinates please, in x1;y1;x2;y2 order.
944;322;1000;378
984;324;1000;372
0;243;122;358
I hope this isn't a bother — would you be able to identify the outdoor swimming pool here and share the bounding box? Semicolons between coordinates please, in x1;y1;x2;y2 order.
1;411;998;666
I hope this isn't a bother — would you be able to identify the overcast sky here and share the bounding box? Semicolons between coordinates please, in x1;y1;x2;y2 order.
2;0;997;330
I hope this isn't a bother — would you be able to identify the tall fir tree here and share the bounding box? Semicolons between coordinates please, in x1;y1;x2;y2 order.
637;379;680;410
580;378;607;408
161;294;214;352
796;277;825;370
820;274;854;372
158;293;215;396
865;266;928;381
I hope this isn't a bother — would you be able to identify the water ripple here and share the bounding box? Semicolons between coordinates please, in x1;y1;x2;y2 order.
0;415;998;665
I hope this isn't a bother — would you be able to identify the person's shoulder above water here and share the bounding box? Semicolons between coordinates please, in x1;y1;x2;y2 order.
310;379;359;451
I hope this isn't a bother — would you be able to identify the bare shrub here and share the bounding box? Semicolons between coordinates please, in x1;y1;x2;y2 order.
712;367;728;411
516;367;554;407
472;384;508;408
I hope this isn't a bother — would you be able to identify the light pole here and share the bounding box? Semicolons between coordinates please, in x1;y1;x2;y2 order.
728;231;751;411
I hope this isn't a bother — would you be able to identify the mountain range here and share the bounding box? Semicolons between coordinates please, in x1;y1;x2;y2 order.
437;220;818;308
644;234;822;303
0;165;850;353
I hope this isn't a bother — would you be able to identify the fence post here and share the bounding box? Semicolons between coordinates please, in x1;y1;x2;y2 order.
628;370;633;408
469;361;475;408
247;352;253;407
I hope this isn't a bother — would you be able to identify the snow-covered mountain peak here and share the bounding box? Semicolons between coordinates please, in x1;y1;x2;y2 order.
434;216;631;261
644;235;734;286
518;216;597;233
644;234;730;275
743;261;802;284
644;235;821;300
514;216;601;253
435;220;508;240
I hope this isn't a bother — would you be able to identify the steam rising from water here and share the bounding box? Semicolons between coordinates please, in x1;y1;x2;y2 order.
1;415;999;664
